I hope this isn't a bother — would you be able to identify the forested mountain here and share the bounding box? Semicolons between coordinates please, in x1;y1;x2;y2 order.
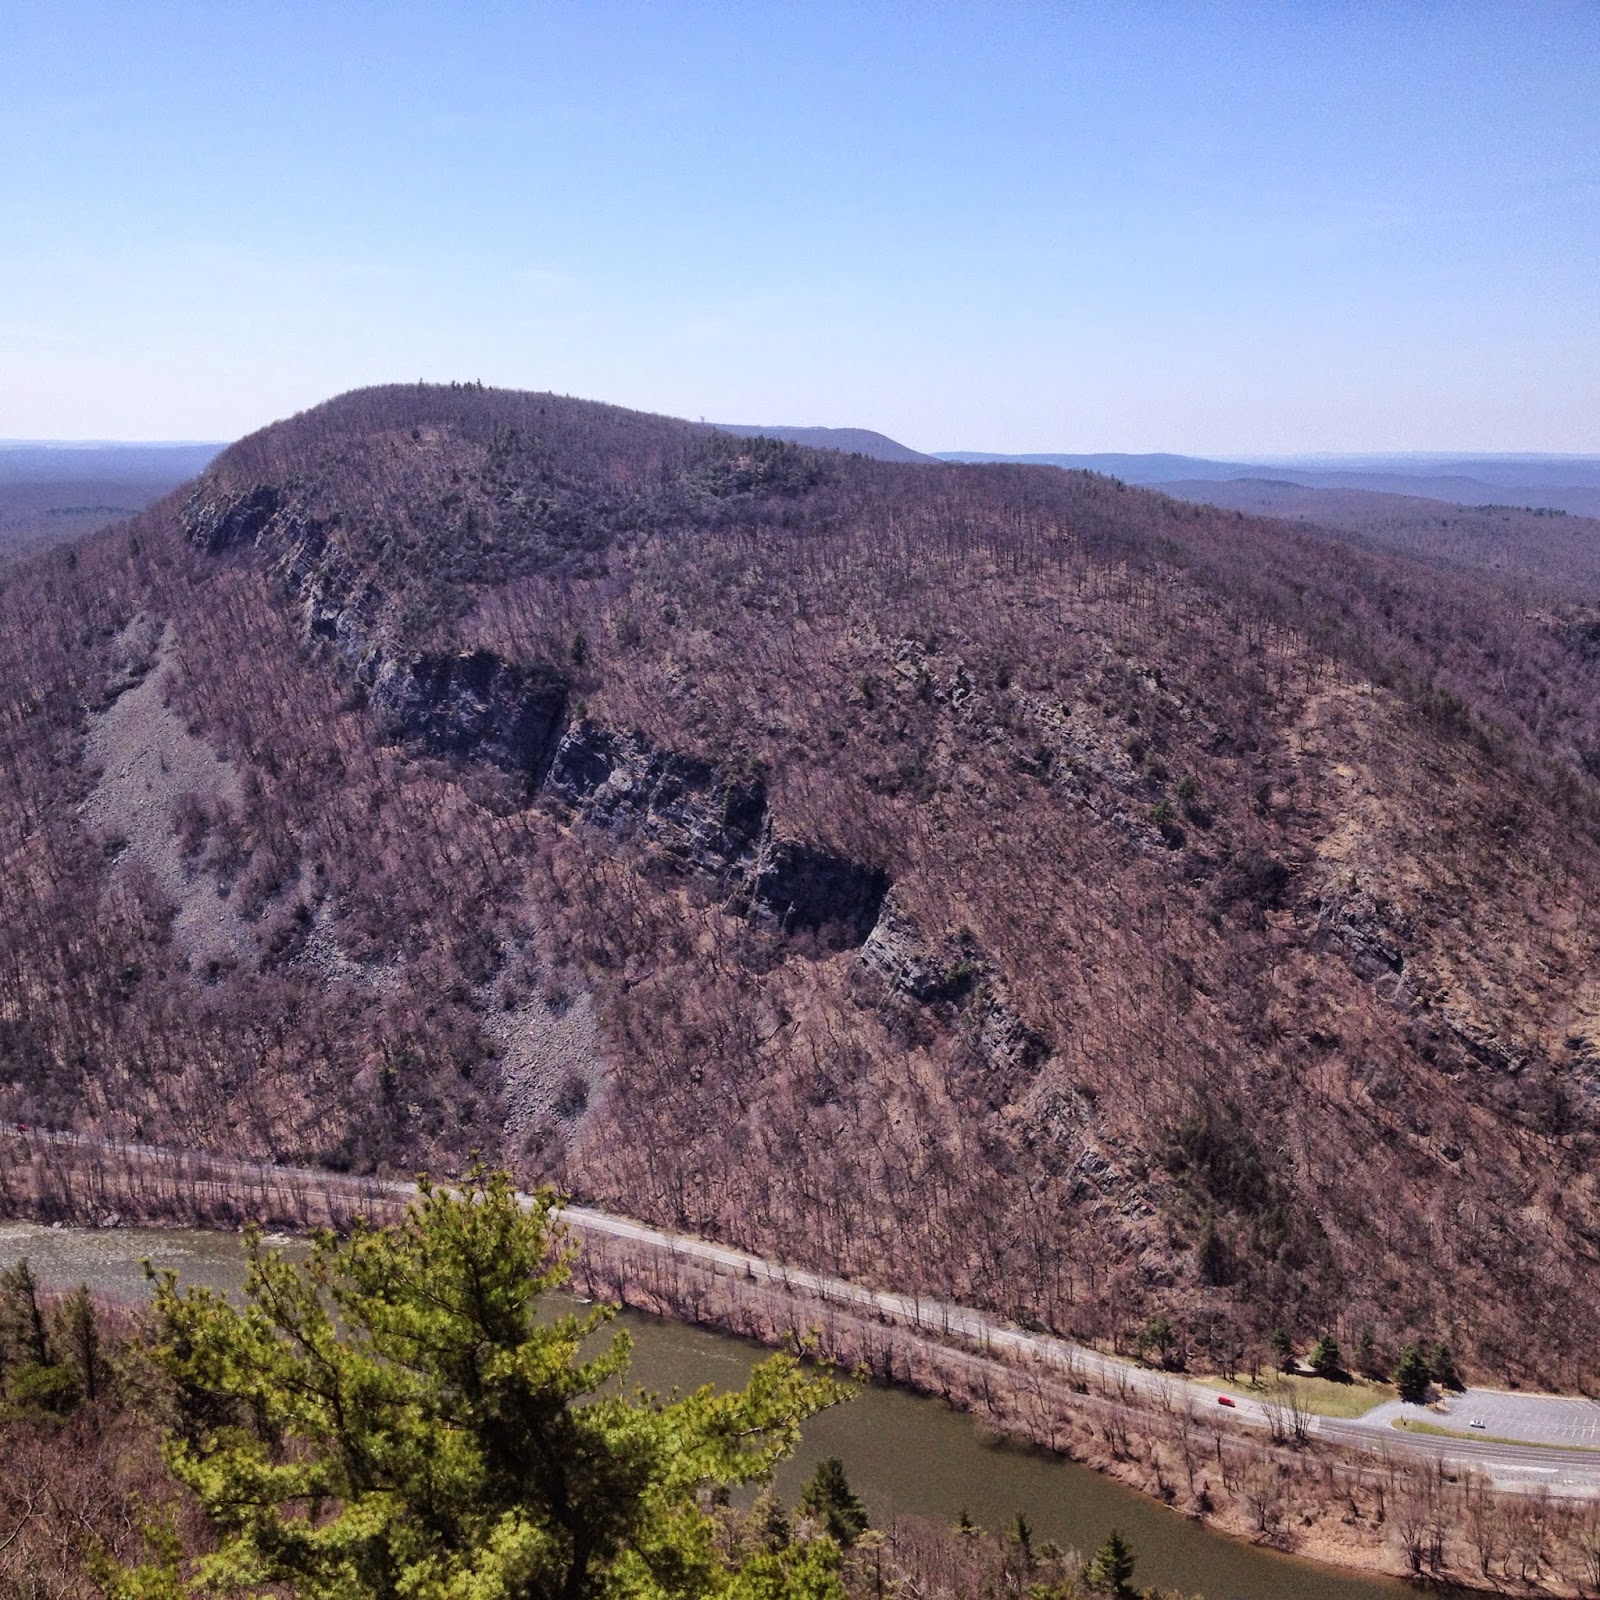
4;383;1600;1388
1157;479;1600;598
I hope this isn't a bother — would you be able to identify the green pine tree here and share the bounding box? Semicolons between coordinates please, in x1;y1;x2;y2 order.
1394;1342;1432;1404
1196;1217;1232;1286
749;1487;791;1554
1142;1313;1175;1366
52;1285;104;1403
1430;1342;1464;1392
1007;1510;1033;1561
1269;1328;1294;1372
0;1258;50;1368
1353;1325;1379;1378
1086;1528;1137;1596
0;1258;81;1415
1308;1333;1342;1378
800;1457;869;1548
103;1171;853;1600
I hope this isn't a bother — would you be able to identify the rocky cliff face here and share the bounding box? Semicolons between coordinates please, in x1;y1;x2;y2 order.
546;723;887;946
369;651;568;789
544;722;766;874
184;481;892;949
188;484;282;553
861;898;1051;1098
746;840;888;945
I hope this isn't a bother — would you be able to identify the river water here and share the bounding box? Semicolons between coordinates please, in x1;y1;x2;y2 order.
0;1222;1409;1600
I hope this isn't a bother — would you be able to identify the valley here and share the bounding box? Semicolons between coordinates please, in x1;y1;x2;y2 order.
0;443;221;560
2;385;1600;1587
4;1126;1595;1591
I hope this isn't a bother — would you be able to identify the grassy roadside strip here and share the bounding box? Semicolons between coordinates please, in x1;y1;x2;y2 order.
1191;1372;1388;1419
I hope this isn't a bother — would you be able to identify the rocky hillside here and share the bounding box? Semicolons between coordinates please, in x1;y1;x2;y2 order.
3;383;1600;1389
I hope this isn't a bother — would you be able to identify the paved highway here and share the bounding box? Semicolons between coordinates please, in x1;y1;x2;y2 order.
7;1127;1598;1494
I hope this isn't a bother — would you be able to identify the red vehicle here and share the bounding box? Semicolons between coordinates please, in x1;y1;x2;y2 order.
1217;1395;1237;1408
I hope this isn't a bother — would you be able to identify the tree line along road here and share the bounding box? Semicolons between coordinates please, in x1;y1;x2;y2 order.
5;1126;1598;1494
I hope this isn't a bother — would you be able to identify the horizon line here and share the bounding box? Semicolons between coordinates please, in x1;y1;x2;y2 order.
5;436;1600;465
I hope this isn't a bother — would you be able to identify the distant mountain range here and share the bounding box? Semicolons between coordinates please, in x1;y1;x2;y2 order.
0;441;226;558
715;428;1600;516
934;450;1600;518
0;441;224;481
713;424;934;464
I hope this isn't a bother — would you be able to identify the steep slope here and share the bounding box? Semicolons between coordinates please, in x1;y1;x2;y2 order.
3;384;1599;1391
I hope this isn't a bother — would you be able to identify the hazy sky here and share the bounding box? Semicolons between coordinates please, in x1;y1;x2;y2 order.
4;3;1597;452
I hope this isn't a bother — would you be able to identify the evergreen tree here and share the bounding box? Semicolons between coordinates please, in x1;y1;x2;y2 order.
1269;1328;1294;1372
1308;1333;1342;1379
1007;1510;1033;1562
1429;1342;1463;1392
749;1488;791;1554
1086;1528;1136;1596
0;1258;81;1414
53;1285;104;1403
1142;1313;1174;1366
1196;1218;1232;1286
1353;1325;1379;1378
0;1259;50;1367
1394;1342;1432;1404
799;1457;869;1548
105;1171;852;1600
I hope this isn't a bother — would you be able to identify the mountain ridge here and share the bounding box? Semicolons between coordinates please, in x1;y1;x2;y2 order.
3;383;1599;1391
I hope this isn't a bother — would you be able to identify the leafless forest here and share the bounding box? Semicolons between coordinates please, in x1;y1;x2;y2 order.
2;384;1599;1392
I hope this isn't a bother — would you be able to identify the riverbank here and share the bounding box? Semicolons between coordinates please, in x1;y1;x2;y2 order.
3;1130;1596;1594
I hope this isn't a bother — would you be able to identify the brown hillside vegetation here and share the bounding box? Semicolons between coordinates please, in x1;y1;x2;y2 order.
3;384;1600;1391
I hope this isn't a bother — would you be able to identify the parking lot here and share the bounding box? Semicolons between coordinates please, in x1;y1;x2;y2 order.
1357;1389;1600;1449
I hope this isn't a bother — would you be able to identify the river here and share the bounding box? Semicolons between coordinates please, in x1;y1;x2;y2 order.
0;1221;1412;1600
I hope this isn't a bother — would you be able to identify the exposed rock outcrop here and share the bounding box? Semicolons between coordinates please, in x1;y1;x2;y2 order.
548;723;886;948
1315;883;1408;980
966;990;1052;1079
369;651;568;788
747;840;888;946
185;483;891;951
186;484;282;553
546;722;765;875
861;901;979;1005
860;897;1050;1096
1030;1085;1155;1222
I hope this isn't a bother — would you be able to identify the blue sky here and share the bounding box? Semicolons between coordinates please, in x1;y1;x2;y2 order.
3;2;1596;452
